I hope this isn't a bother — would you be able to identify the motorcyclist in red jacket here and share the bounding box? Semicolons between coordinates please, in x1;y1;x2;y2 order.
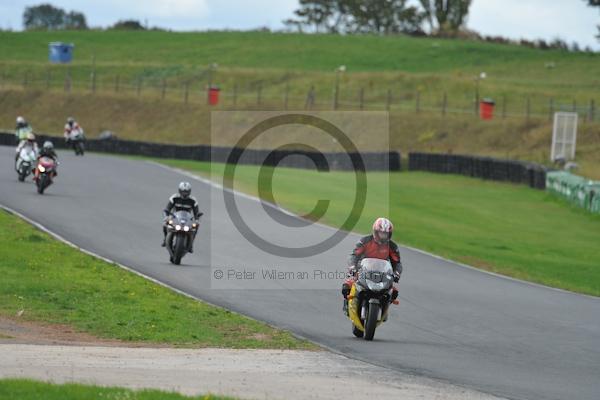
342;217;402;315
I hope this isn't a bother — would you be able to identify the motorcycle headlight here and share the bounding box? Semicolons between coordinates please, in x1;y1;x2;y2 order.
38;165;46;172
168;220;173;225
183;226;190;232
175;225;182;231
367;280;384;291
192;223;197;228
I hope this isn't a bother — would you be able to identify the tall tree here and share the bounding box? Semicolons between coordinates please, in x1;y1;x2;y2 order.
23;3;88;30
585;0;600;41
23;4;65;30
288;0;340;33
419;0;472;35
345;0;424;34
64;11;87;30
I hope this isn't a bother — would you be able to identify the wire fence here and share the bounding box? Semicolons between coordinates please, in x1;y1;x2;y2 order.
1;69;597;123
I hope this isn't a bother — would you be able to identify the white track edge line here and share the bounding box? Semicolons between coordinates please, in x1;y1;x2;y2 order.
0;203;323;347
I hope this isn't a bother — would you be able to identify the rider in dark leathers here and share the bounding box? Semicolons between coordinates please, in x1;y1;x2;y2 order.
161;182;202;252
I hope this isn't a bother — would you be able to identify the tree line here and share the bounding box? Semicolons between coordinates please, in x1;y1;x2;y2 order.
283;0;473;36
22;3;149;31
284;0;599;47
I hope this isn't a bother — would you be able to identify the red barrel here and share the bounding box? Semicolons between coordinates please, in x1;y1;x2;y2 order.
479;98;495;120
208;87;220;105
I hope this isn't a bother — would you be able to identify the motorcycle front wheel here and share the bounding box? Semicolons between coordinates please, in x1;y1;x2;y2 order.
172;234;186;265
364;302;380;341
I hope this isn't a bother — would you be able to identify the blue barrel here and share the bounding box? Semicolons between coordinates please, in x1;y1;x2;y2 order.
49;42;74;63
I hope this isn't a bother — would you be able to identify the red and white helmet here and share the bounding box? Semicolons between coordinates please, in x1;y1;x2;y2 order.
372;217;393;243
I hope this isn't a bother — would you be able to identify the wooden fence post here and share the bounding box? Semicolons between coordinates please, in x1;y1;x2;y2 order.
442;92;447;116
22;71;28;89
233;83;238;108
184;82;190;104
64;68;71;93
136;78;142;97
386;89;392;111
114;75;120;93
284;83;289;110
305;86;315;110
416;91;420;113
161;79;166;100
526;97;531;121
255;82;261;107
590;99;596;122
502;95;506;119
46;70;51;89
359;87;364;110
549;98;554;121
91;71;96;94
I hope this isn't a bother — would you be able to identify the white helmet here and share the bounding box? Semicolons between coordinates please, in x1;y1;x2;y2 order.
16;116;25;124
178;182;192;198
43;141;54;150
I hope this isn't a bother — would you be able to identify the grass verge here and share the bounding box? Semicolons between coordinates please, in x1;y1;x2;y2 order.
0;209;314;349
0;379;232;400
156;158;600;296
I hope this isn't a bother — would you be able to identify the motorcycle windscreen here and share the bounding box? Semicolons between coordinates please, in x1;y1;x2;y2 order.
173;210;193;223
358;258;393;288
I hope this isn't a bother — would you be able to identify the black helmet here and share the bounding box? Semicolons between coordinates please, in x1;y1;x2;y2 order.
178;182;191;198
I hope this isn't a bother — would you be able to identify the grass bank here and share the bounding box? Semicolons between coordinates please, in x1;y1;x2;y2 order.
0;379;231;400
0;209;313;349
157;158;600;296
2;90;600;178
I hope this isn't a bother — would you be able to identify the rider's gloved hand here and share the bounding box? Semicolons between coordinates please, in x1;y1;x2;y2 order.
393;271;401;283
347;266;357;278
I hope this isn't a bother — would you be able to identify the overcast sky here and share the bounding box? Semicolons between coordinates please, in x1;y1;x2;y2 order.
1;0;598;49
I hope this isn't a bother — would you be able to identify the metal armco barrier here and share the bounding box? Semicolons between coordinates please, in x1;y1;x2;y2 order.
408;152;547;190
1;132;400;172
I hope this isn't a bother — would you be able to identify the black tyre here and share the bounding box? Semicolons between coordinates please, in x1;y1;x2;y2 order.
352;324;364;338
37;174;49;194
364;303;380;341
18;172;25;182
173;234;186;265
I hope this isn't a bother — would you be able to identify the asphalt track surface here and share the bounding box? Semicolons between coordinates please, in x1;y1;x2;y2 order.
1;146;599;400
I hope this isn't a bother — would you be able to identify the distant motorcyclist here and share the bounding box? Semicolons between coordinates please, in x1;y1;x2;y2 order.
64;117;84;143
162;182;203;253
15;116;33;144
38;141;58;177
39;141;57;160
342;217;402;315
15;132;39;167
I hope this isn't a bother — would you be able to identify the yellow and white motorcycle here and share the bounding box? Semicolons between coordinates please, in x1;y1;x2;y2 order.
346;258;399;341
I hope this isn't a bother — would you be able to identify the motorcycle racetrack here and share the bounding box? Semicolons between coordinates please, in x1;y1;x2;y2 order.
1;146;599;400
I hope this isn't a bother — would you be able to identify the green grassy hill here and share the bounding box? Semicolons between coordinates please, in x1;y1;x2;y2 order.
1;30;599;176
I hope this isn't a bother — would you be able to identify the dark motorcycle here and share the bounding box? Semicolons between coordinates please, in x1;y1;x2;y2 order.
34;156;57;194
346;258;397;341
165;210;199;265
